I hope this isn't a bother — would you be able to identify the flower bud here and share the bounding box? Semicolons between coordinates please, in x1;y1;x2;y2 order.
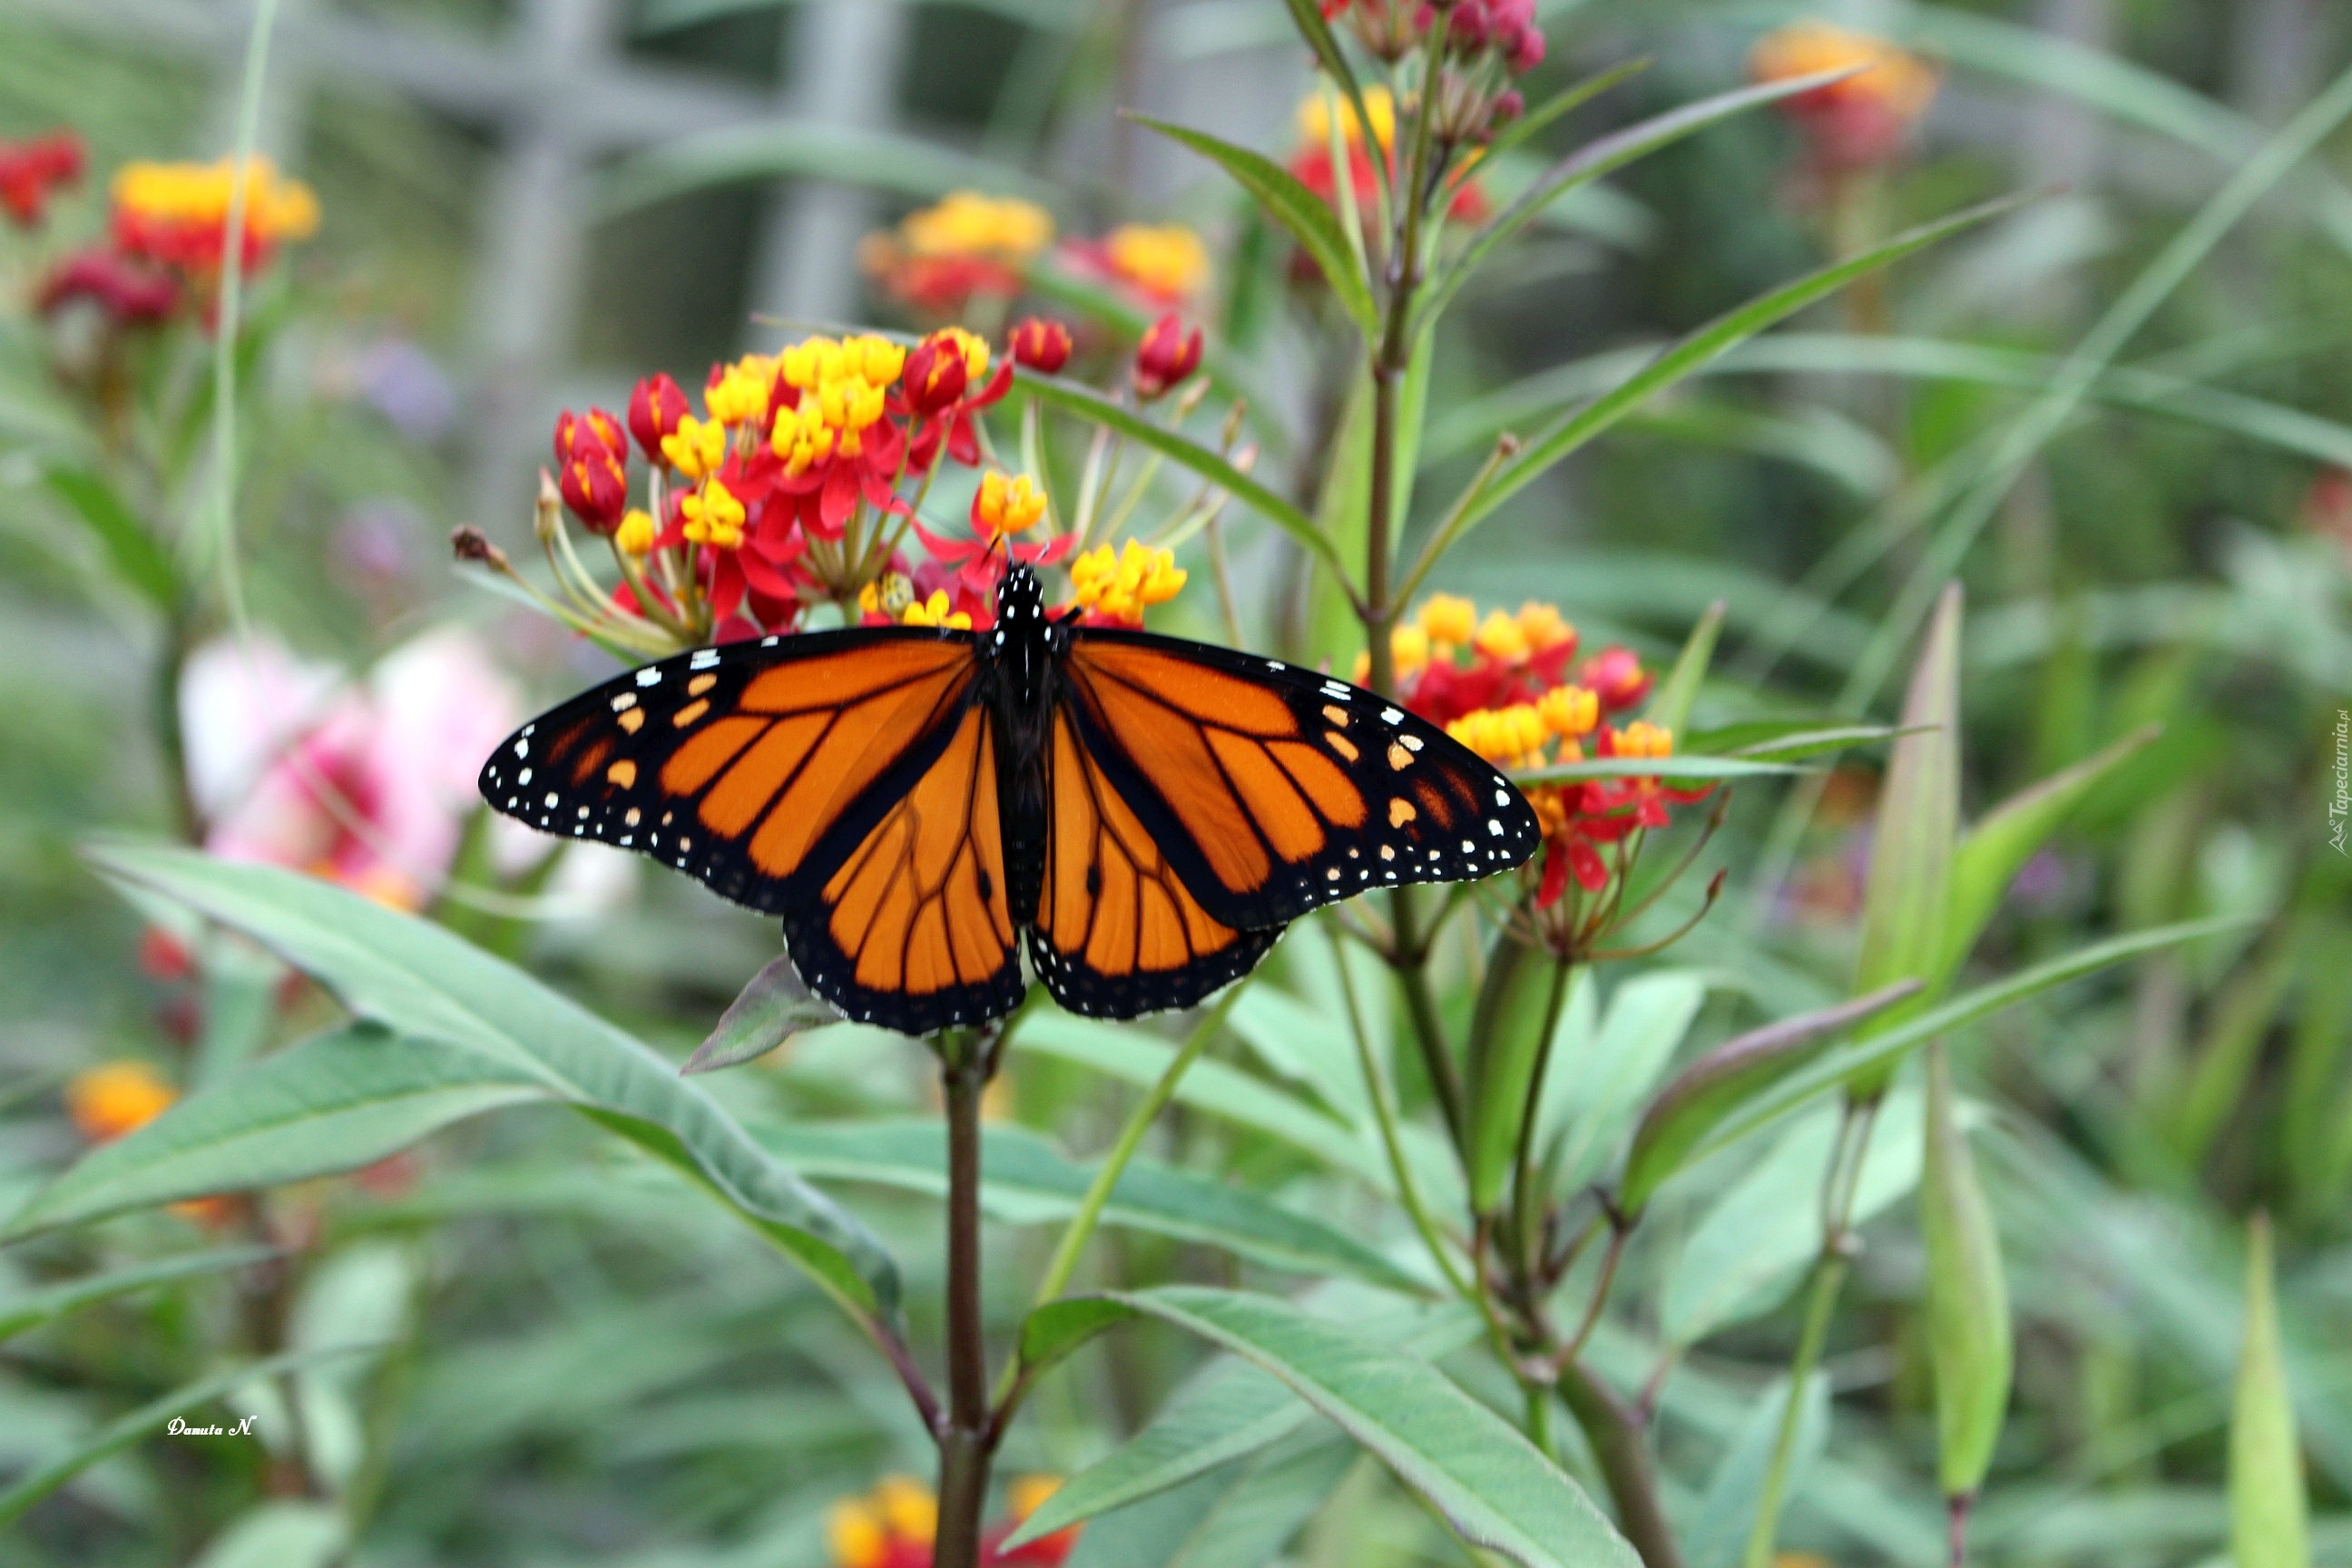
1487;91;1525;133
1131;313;1203;401
1580;646;1653;712
901;330;972;417
1008;316;1073;375
553;412;630;534
554;407;625;466
1507;23;1546;73
627;372;691;464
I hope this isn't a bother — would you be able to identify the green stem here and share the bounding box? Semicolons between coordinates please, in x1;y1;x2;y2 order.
1740;1094;1880;1568
1508;953;1574;1267
1025;987;1243;1312
1337;934;1472;1301
1556;1357;1687;1568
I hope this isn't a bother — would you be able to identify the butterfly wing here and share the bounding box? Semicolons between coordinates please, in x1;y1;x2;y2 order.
1058;630;1542;930
1029;705;1279;1018
480;628;1021;1033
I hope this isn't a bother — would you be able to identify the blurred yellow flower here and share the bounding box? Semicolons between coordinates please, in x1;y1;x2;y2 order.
1071;539;1186;625
1297;83;1396;151
899;191;1054;261
1103;224;1210;304
64;1061;176;1144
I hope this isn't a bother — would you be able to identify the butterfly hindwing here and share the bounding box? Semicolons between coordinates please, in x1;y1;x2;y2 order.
1058;630;1542;930
1029;708;1279;1018
785;702;1025;1034
477;627;979;915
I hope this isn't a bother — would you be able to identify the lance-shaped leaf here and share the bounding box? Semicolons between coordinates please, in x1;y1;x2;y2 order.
1941;724;2161;989
1013;1295;1479;1543
758;1120;1421;1289
1617;982;1922;1216
1642;599;1725;737
0;1247;278;1341
1132;115;1377;334
0;1345;368;1527
1846;583;1963;1100
682;953;833;1075
1692;916;2252;1163
8;1025;547;1236
1514;756;1804;785
44;464;178;609
1010;1287;1636;1568
1417;68;1867;332
81;843;900;1318
1921;1044;2012;1504
1439;195;2028;553
2231;1212;2312;1568
1015;370;1341;578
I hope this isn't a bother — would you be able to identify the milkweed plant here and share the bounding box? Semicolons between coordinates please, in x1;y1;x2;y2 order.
0;5;2337;1568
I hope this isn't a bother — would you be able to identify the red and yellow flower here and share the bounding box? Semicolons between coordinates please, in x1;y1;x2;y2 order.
110;154;318;276
1750;21;1938;172
1379;596;1704;906
1069;539;1185;627
1289;86;1491;240
1062;222;1210;308
826;1475;1078;1568
64;1063;238;1227
860;190;1054;317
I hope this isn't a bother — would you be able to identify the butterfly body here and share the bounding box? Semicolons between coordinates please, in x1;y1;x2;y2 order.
481;565;1541;1034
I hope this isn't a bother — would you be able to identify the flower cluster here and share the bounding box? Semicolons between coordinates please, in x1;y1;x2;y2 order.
1750;21;1938;174
1373;595;1707;907
1320;0;1543;73
0;129;83;228
492;316;1200;655
36;152;318;328
860;191;1056;318
826;1475;1078;1568
1062;221;1211;308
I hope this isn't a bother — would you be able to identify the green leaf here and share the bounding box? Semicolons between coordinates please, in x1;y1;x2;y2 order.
1476;59;1652;169
1064;1433;1356;1568
1272;0;1387;211
1015;370;1340;577
190;1501;345;1568
1847;583;1964;1100
1417;67;1874;332
1713;724;1912;763
1642;600;1725;737
1942;725;2162;989
44;465;179;608
6;1025;544;1236
1682;1374;1829;1568
1014;1014;1387;1188
1690;916;2253;1166
1132;115;1377;334
593;122;1054;219
0;1247;278;1341
82;842;899;1318
1539;971;1705;1198
1009;1296;1476;1544
1617;982;1922;1217
759;1120;1422;1289
1660;1091;1923;1349
2231;1212;2312;1568
0;1345;366;1527
1921;1044;2012;1500
1050;1288;1637;1568
1441;195;2030;548
1513;756;1806;784
1464;934;1571;1215
681;953;833;1074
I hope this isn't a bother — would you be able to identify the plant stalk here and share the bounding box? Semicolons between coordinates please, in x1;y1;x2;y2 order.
1557;1357;1687;1568
936;1039;994;1568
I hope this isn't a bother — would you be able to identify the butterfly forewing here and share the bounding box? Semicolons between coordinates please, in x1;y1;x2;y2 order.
1029;709;1279;1018
477;628;979;915
1057;631;1542;930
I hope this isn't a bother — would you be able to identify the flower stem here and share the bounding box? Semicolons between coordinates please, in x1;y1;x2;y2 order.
1556;1357;1688;1568
935;1032;995;1568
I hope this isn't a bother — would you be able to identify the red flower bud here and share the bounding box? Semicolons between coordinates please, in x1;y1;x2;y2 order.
553;409;630;533
554;407;625;466
1508;22;1546;72
1580;646;1653;713
1008;316;1073;375
627;372;691;464
1449;2;1489;51
901;331;974;417
0;130;83;229
36;247;179;324
1131;314;1203;401
1488;90;1525;132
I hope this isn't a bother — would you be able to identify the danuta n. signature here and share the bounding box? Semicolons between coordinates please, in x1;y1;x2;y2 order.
166;1415;256;1436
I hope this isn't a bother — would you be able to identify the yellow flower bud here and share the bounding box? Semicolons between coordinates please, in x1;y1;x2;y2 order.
872;1476;936;1546
1416;593;1476;648
975;471;1048;537
613;509;657;556
825;1500;887;1568
902;590;973;631
1474;608;1530;663
1515;601;1574;652
1392;622;1432;678
1535;684;1597;740
679;479;746;549
661;414;727;479
1615;720;1674;760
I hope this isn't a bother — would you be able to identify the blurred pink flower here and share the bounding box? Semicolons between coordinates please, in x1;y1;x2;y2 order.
182;631;518;909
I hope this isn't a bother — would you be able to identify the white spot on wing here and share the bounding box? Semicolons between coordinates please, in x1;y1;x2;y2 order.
690;649;720;670
1382;708;1403;725
636;668;662;687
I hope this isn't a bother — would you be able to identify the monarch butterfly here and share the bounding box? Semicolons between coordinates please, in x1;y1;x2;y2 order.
480;564;1542;1034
